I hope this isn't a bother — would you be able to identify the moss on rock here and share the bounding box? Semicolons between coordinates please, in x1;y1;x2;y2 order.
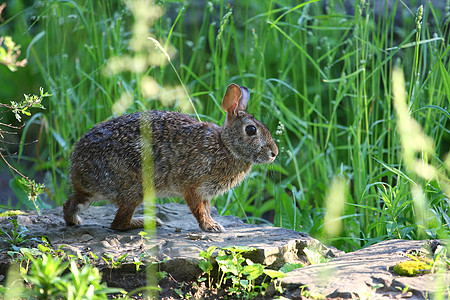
0;210;26;217
393;260;431;277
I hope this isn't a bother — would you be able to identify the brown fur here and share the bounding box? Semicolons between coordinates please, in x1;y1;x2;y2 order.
63;84;278;232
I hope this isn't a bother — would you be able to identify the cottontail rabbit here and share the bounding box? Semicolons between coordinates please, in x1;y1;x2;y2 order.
63;84;278;232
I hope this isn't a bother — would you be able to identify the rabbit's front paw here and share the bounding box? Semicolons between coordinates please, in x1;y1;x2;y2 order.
200;220;226;233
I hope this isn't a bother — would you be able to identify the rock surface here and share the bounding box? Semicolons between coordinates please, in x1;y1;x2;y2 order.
0;203;337;288
280;239;450;299
1;204;448;299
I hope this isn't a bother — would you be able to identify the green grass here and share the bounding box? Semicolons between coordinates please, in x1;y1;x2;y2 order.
0;0;449;252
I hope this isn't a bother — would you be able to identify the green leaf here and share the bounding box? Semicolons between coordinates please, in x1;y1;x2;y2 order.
240;279;249;288
117;254;128;262
21;108;31;116
263;269;287;279
222;246;256;253
438;60;450;101
303;247;328;265
279;262;304;273
243;264;264;280
90;252;98;260
219;259;239;276
199;246;217;259
198;260;213;273
37;244;50;253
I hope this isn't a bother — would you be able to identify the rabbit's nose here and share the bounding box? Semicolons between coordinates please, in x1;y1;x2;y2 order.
271;146;279;158
269;149;278;159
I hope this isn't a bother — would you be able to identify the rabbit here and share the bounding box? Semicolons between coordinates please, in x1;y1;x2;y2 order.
63;83;278;232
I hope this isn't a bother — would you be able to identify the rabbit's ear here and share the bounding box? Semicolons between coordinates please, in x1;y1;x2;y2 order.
237;86;250;111
222;84;250;117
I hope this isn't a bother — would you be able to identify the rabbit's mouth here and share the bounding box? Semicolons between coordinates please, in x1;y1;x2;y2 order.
265;155;277;164
256;152;277;164
263;146;278;163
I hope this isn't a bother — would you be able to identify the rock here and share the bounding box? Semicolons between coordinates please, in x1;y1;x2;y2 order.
0;203;337;290
2;204;447;298
280;239;450;299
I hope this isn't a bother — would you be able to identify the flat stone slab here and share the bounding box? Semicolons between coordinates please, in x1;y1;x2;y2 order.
280;239;450;299
2;204;447;298
0;203;338;287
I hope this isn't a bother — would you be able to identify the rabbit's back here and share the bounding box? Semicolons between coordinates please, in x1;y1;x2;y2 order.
70;110;250;201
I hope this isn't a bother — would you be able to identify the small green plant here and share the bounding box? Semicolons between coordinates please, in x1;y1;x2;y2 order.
430;245;450;273
279;262;304;273
0;35;27;71
215;246;253;296
138;230;148;241
23;254;124;299
214;246;267;298
197;246;307;298
198;245;217;288
23;253;69;298
15;178;46;213
262;269;288;295
133;253;146;272
64;260;124;299
396;284;411;295
5;239;66;278
300;285;325;300
0;86;49;211
0;3;26;72
74;251;101;266
0;84;50;213
156;270;168;280
102;253;129;269
303;247;329;265
17;248;43;277
0;218;35;250
1;243;125;300
7;88;49;122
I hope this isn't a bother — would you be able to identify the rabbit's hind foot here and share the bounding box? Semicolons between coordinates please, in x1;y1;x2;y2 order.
110;204;142;231
110;216;164;231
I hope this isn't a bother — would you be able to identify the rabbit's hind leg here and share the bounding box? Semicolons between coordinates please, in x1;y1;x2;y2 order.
110;203;143;231
63;191;93;226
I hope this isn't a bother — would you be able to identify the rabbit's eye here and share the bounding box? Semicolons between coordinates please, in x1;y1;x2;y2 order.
245;125;257;136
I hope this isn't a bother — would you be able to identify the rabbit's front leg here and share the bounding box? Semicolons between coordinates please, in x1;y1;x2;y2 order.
184;189;225;233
